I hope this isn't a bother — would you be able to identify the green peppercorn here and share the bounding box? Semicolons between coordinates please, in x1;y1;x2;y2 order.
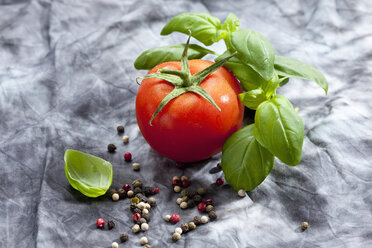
131;197;140;204
193;194;202;204
206;205;214;213
107;220;115;230
301;221;309;230
181;196;188;202
181;189;189;197
117;188;126;199
187;199;195;208
180;223;189;233
107;144;116;153
197;187;207;196
132;180;143;188
208;211;217;221
148;197;156;206
193;216;202;225
120;232;129;242
188;222;196;230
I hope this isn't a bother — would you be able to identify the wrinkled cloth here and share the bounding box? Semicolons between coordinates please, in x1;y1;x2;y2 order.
0;0;371;247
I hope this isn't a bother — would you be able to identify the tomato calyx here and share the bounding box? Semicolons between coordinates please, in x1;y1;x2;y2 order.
137;34;236;125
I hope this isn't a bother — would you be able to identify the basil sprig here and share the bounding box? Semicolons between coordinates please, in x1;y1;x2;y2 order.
134;12;328;192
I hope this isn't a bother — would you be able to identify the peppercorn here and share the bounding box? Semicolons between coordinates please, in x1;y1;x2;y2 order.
134;187;143;195
172;176;180;181
216;177;224;186
148;197;156;206
238;189;246;198
131;197;140;204
127;190;134;197
180;175;188;181
132;179;143;188
204;198;213;205
180;223;189;233
188;191;196;198
108;189;116;197
142;213;150;222
197;187;207;196
112;193;119;201
123;184;132;191
120;232;129;242
151;187;160;195
187;199;195;208
174;186;181;193
122;135;129;143
144;244;153;248
140;236;148;245
206;205;214;213
170;213;180;224
112;242;119;248
145;203;151;210
175;227;183;234
193;194;202;204
117;125;125;133
197;202;206;212
106;219;115;230
182;179;190;188
96;218;105;228
136;193;148;202
143;186;152;196
132;224;140;233
137;202;146;210
180;202;188;209
176;198;183;205
172;179;181;187
133;208;141;214
181;189;189;197
208;211;217;221
201;216;209;224
137;218;147;225
188;222;196;230
124;152;132;162
142;209;149;215
172;232;181;242
132;213;141;222
141;223;149;231
193;216;202;225
164;215;171;222
301;221;309;230
117;188;126;199
108;144;116;153
175;162;184;168
181;196;188;202
133;162;140;171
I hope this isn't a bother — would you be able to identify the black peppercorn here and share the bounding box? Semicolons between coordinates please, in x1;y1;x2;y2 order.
134;187;142;195
133;208;142;214
107;144;116;153
193;216;202;225
142;213;150;222
180;223;189;233
208;211;217;221
107;220;115;230
136;193;148;203
193;194;203;204
187;199;195;208
132;179;143;189
137;218;147;225
108;189;116;197
188;191;196;198
117;188;126;199
117;125;125;133
120;232;129;242
143;186;152;196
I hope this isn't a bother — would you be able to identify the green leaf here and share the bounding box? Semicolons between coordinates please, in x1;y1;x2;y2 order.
274;55;328;94
222;124;274;191
226;29;275;81
217;13;240;40
134;43;215;70
215;50;266;91
261;72;279;98
239;89;266;110
64;149;113;197
161;13;222;46
254;95;304;166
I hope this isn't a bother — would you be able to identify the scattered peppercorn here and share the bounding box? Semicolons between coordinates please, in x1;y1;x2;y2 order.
172;176;180;181
124;152;132;162
174;186;181;193
112;242;119;248
201;216;209;224
142;213;150;222
131;197;140;204
142;209;149;214
181;196;188;202
107;144;116;153
134;187;142;195
133;162;141;171
132;213;141;222
133;208;141;214
132;179;143;188
122;135;129;143
206;205;214;213
144;203;151;210
181;189;189;197
141;223;149;231
180;223;189;233
204;198;213;206
123;184;132;191
238;189;246;198
127;190;134;197
170;213;180;224
148;197;156;206
117;188;126;199
301;221;309;230
216;177;224;186
197;202;206;212
120;232;129;242
140;236;148;245
187;199;195;208
144;245;153;248
188;191;196;198
143;186;152;196
182;179;190;188
107;219;115;230
172;179;181;187
132;224;140;233
175;227;183;234
180;202;188;209
197;187;207;196
137;202;146;210
188;222;196;230
112;193;119;201
208;211;217;221
164;215;171;222
193;194;202;204
151;187;160;195
136;193;148;202
193;216;202;225
176;198;183;205
180;176;188;181
172;232;181;242
96;218;105;228
108;189;116;197
117;125;125;133
137;218;147;225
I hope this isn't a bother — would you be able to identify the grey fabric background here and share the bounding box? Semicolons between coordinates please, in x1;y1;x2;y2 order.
1;0;371;247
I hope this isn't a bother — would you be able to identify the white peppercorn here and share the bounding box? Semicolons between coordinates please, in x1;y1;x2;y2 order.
140;236;148;245
238;189;246;198
112;193;119;201
112;242;119;248
180;202;188;209
132;224;140;233
141;223;149;231
176;198;183;205
122;135;129;143
137;202;146;210
201;216;209;224
172;232;181;242
133;162;140;171
127;190;134;197
145;203;151;209
181;175;188;181
174;185;181;193
175;227;182;234
164;215;171;222
142;209;149;214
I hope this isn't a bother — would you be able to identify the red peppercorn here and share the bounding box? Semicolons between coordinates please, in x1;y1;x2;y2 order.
124;152;132;162
170;213;180;224
96;218;105;228
172;179;181;187
204;198;213;205
216;177;224;186
151;187;160;195
175;162;184;168
197;202;206;212
182;179;190;188
132;213;141;222
122;184;132;191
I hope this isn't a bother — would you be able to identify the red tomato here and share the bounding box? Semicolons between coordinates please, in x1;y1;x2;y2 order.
136;59;244;162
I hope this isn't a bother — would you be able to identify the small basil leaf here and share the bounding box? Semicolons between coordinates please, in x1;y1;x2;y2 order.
274;55;328;94
261;72;279;98
215;50;266;91
161;13;222;46
134;44;215;70
64;149;113;197
254;95;304;166
226;29;275;81
222;124;274;191
279;75;290;87
239;89;266;110
217;13;240;40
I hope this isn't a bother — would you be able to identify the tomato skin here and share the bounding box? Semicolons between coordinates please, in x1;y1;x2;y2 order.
135;59;244;162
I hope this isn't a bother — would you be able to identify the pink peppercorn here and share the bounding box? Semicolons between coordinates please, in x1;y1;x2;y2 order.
96;218;105;228
151;187;160;195
132;213;141;222
216;177;224;186
122;184;131;191
170;213;180;224
172;179;181;187
124;152;132;162
204;198;213;205
182;179;190;188
197;202;206;212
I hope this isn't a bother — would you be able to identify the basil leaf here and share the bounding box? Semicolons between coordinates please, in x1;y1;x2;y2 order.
134;44;215;70
215;50;265;91
278;75;290;87
161;13;222;46
275;55;328;94
64;149;113;197
217;13;240;40
254;95;304;166
261;72;279;98
239;89;266;110
222;124;274;191
226;29;275;81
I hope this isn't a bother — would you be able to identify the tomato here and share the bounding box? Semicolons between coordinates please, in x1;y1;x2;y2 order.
135;59;244;162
